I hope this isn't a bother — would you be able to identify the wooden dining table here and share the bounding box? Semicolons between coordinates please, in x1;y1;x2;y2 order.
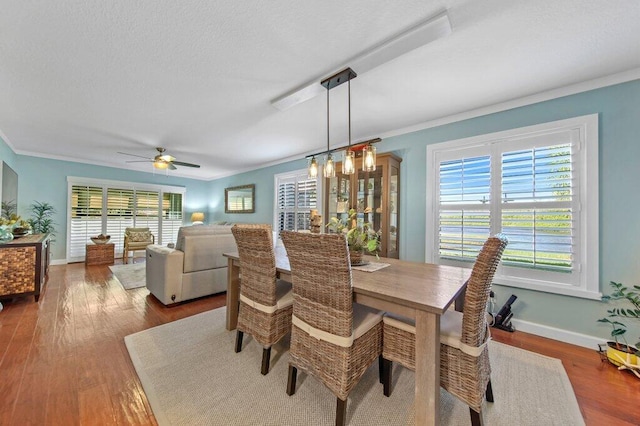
223;247;471;426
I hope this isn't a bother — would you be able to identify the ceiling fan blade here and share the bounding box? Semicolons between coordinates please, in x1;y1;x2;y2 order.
168;163;177;170
118;152;152;160
126;160;153;163
172;161;201;168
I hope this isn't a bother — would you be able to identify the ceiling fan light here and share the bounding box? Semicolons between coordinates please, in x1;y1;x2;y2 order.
153;160;169;170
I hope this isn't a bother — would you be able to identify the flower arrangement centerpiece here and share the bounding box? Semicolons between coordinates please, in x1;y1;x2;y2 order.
0;214;31;242
326;208;380;265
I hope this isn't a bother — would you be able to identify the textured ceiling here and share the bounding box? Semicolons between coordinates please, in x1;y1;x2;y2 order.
1;0;639;180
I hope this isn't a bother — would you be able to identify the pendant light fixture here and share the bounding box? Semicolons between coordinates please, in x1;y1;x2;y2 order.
362;143;376;172
307;68;380;178
342;76;355;175
307;156;318;178
323;83;335;178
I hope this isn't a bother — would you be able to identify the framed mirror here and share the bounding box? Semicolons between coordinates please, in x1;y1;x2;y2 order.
225;184;255;213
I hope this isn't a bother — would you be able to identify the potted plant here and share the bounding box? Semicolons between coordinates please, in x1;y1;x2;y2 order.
326;208;380;265
27;201;57;239
597;281;640;376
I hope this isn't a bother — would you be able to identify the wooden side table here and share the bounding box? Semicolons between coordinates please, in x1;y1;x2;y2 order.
86;243;115;266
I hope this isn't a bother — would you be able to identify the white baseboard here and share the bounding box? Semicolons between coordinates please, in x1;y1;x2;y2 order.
50;259;67;266
510;318;604;350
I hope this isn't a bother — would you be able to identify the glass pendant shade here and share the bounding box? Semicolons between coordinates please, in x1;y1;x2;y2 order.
308;156;319;179
342;149;355;174
153;160;169;170
324;153;336;178
363;144;376;171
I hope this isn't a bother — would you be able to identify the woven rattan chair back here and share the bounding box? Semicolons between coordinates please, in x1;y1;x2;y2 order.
461;234;509;348
231;224;277;306
280;231;353;339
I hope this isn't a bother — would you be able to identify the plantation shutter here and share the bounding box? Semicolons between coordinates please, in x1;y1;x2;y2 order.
161;192;183;246
134;190;160;241
106;188;134;254
438;155;491;261
500;140;574;272
275;172;318;232
69;185;104;261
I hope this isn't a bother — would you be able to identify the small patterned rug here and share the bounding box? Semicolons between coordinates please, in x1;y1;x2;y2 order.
109;262;146;290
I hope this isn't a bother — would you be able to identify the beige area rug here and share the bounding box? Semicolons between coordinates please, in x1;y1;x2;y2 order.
109;262;146;290
125;307;584;426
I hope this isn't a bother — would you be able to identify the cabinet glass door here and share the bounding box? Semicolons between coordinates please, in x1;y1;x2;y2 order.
389;164;399;257
357;167;383;233
327;172;351;230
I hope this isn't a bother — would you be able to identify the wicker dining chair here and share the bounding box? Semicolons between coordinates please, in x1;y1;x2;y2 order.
280;231;384;426
381;234;508;426
231;224;293;375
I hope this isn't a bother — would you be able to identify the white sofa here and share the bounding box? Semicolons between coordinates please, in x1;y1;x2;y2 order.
145;224;237;305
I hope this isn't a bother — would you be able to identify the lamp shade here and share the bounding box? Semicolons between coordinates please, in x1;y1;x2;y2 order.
191;212;205;224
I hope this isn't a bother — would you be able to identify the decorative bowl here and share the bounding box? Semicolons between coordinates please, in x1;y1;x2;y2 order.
90;237;111;245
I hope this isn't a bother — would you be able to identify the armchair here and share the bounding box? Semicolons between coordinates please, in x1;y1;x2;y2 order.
123;227;155;264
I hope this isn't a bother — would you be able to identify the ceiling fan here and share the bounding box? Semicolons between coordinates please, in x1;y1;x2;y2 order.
118;147;201;170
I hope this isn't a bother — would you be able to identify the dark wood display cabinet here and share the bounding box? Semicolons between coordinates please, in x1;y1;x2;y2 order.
324;152;401;258
0;233;51;302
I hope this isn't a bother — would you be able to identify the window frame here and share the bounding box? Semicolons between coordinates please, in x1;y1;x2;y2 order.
273;168;322;233
426;114;600;300
67;177;185;262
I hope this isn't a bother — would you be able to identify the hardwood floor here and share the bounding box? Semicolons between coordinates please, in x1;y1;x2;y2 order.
0;262;638;425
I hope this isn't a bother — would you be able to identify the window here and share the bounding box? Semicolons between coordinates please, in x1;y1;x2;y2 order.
426;114;599;299
274;170;320;232
67;178;185;262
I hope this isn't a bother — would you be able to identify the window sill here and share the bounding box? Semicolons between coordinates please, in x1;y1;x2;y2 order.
493;276;602;300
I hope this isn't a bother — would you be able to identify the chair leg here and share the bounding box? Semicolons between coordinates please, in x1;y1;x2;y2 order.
378;355;383;383
382;358;392;397
261;347;271;375
234;330;243;353
336;397;347;426
485;380;494;402
286;365;297;396
470;408;484;426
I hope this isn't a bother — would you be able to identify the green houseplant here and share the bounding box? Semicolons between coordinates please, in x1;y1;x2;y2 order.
326;208;380;264
598;281;640;375
27;201;57;239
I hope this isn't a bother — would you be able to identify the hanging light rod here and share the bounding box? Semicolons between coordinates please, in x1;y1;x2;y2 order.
271;10;452;111
305;137;381;160
321;68;357;90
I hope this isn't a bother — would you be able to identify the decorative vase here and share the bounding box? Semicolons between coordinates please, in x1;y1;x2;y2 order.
349;248;363;265
0;225;14;243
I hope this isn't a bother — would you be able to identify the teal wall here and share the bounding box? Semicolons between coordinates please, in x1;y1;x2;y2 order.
12;155;211;260
207;79;640;343
0;136;18;168
2;79;639;344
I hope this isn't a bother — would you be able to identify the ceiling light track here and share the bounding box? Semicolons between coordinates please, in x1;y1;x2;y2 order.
272;9;452;111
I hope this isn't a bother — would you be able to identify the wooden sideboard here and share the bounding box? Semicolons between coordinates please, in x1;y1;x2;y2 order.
0;233;51;302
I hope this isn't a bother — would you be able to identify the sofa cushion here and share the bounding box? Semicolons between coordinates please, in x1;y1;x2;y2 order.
175;224;233;251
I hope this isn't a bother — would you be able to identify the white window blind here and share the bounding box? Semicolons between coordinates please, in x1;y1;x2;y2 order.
67;178;185;262
439;155;491;260
162;192;183;246
69;185;104;262
274;170;319;232
501;144;573;272
106;188;134;254
427;115;599;300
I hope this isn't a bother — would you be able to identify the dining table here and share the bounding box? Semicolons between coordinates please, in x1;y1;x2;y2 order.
223;247;471;426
